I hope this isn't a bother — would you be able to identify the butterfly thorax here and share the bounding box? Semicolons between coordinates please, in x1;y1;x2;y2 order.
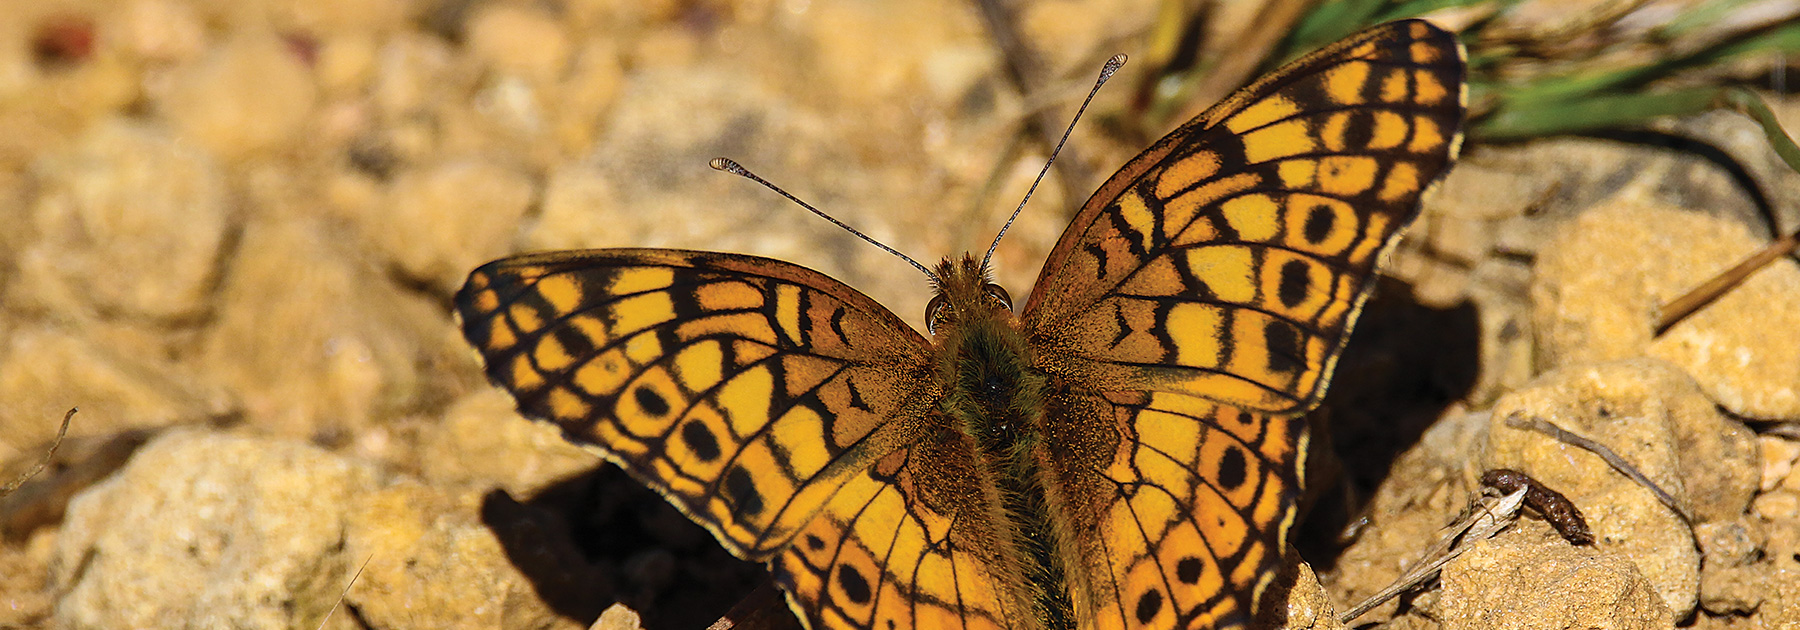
928;255;1079;629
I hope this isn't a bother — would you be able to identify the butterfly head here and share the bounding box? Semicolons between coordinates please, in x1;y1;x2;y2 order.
925;254;1013;335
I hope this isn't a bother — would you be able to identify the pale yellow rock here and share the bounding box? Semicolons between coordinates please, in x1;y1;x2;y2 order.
113;0;207;63
20;118;229;320
315;32;379;96
159;31;319;158
1278;561;1346;630
268;0;413;34
1427;215;1495;267
344;479;589;630
474;74;548;139
418;389;599;496
467;5;572;83
1754;490;1800;520
1694;519;1764;569
1430;157;1558;221
1531;198;1800;420
552;40;625;154
1761;435;1800;492
629;23;704;70
0;325;228;460
378;158;534;291
2;14;141;124
527;68;800;256
1484;359;1763;617
800;1;981;107
1764;568;1800;628
49;427;589;630
197;215;460;438
592;604;643;630
1440;530;1674;630
53;430;377;629
371;32;458;121
1699;564;1764;615
1695;518;1768;615
0;522;58;625
1329;410;1491;623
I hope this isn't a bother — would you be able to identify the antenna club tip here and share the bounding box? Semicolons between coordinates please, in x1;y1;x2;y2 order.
1100;54;1126;80
709;157;743;173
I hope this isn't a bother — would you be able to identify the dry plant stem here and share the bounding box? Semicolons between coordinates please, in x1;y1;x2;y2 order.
1504;414;1694;525
1338;487;1528;624
1175;0;1313;125
316;554;373;630
1654;227;1800;335
1;407;76;498
970;0;1091;202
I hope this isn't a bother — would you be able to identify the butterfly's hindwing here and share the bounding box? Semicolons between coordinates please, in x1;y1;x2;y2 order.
1083;391;1308;630
774;441;1021;630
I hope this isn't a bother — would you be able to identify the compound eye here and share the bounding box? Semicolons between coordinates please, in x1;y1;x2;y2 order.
925;294;948;334
985;284;1012;310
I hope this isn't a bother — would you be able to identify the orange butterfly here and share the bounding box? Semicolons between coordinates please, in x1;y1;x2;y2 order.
457;19;1466;630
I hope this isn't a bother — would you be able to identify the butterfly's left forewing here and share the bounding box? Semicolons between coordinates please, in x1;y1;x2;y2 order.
456;249;938;559
459;249;1024;630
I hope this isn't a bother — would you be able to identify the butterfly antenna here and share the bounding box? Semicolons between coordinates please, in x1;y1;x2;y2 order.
710;157;938;282
981;54;1127;272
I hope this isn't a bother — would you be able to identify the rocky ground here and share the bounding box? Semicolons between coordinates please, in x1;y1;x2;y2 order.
1;0;1798;629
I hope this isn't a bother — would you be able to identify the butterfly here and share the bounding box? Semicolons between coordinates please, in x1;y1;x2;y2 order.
455;19;1466;630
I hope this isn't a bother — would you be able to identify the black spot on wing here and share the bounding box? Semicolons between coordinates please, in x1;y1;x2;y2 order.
635;386;671;417
1134;589;1163;625
835;564;872;605
725;466;765;516
1176;557;1203;584
1263;319;1304;376
681;421;721;462
1217;445;1247;491
1302;202;1334;244
1276;259;1310;309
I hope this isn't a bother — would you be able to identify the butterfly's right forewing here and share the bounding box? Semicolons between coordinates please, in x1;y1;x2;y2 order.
1018;19;1468;630
1025;20;1466;415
